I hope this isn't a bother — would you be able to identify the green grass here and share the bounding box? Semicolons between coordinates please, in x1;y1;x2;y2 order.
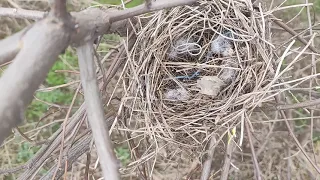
314;0;320;14
26;49;79;123
115;146;131;166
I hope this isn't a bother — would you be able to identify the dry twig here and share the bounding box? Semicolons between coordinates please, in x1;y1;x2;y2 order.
77;42;120;179
200;135;217;180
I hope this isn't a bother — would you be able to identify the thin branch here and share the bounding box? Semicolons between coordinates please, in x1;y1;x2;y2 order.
259;98;320;112
0;0;197;46
0;28;28;66
273;18;319;54
245;120;262;180
220;139;235;180
77;42;120;180
109;0;198;22
40;135;92;180
84;152;91;180
0;7;45;20
200;135;217;180
275;96;320;174
52;84;81;179
17;105;86;179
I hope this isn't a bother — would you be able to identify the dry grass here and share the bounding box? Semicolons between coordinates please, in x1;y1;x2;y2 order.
113;0;320;179
0;0;320;179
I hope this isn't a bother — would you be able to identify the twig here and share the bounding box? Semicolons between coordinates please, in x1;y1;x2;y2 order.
13;127;47;146
17;105;86;179
272;18;319;54
220;139;235;180
109;0;197;22
0;27;28;66
275;96;320;174
244;120;262;180
84;152;91;180
52;84;81;179
0;0;197;47
260;98;320;112
0;8;45;20
200;135;217;180
77;42;120;180
39;135;92;180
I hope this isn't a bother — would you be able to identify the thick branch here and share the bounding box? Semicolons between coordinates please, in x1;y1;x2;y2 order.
0;0;198;46
50;0;68;18
0;17;73;144
77;43;120;180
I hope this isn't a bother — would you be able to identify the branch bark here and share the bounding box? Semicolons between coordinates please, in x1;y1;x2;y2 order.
0;8;45;20
0;16;73;144
0;28;27;66
109;0;197;22
77;42;120;180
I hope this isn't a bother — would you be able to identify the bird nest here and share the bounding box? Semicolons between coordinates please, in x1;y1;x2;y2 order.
118;0;274;170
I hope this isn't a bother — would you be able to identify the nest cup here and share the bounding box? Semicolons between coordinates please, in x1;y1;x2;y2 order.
120;0;273;168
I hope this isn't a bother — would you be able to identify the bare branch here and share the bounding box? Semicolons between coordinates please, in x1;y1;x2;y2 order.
275;96;320;174
200;135;217;180
245;120;262;180
0;8;45;20
40;135;92;180
77;42;120;180
273;18;319;54
145;0;152;8
220;139;235;180
0;0;198;46
0;17;73;144
0;28;28;66
50;0;68;18
17;105;86;179
109;0;198;22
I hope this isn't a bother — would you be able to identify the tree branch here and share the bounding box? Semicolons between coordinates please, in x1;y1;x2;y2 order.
273;18;319;54
77;42;120;180
220;139;235;180
0;28;28;66
17;104;86;179
0;8;45;20
109;0;198;22
39;135;92;180
200;135;217;180
245;120;262;180
0;0;198;46
0;17;73;144
275;96;320;174
50;0;68;18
